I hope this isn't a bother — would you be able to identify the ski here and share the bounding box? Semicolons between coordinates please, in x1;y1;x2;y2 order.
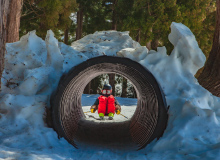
86;114;102;120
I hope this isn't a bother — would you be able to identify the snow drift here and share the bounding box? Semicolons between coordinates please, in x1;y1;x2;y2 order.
1;22;220;159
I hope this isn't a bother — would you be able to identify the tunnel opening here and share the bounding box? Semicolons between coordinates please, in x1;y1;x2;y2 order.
81;73;138;122
51;56;168;150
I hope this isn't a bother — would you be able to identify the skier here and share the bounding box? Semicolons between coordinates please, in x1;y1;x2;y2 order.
90;84;121;120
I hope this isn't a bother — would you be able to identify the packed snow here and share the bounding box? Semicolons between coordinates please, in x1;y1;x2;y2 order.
1;22;220;159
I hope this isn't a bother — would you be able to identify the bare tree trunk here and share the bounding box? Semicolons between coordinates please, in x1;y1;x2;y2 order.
111;11;117;30
84;81;91;94
6;0;22;43
198;0;220;97
146;41;151;50
146;27;153;50
121;77;127;97
151;39;159;50
76;4;83;40
0;0;10;89
136;29;141;43
109;74;115;96
111;0;117;30
64;27;69;44
90;77;100;94
76;10;80;40
132;86;137;98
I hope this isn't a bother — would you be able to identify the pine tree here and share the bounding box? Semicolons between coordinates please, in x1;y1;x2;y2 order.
123;0;180;51
198;0;220;97
57;0;78;44
83;0;112;35
178;0;215;57
120;0;214;54
20;0;77;40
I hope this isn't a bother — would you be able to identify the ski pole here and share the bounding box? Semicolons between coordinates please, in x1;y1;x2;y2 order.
120;113;128;119
84;111;91;114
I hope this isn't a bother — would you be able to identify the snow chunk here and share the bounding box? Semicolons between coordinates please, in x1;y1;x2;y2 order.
117;46;148;62
169;22;206;75
45;30;64;72
18;67;52;96
2;31;47;93
0;94;48;129
71;31;140;58
157;46;167;55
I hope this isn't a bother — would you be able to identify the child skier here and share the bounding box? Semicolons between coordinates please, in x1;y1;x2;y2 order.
90;84;121;120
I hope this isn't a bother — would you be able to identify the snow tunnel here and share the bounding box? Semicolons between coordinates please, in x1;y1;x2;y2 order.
51;56;168;150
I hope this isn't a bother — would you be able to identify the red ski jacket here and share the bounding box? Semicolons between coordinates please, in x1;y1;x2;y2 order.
98;95;116;114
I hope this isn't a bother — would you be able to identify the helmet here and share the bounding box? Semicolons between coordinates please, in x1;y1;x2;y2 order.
102;84;112;90
102;84;112;95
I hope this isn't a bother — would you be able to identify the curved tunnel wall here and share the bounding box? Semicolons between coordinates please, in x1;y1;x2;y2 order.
51;56;168;150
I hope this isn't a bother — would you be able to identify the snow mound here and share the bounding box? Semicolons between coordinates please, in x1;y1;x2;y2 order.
1;22;220;159
169;22;206;75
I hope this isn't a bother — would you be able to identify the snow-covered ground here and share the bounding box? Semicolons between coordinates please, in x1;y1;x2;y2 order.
1;22;220;159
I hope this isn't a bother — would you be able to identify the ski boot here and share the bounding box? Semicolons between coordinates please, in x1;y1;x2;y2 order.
108;113;114;120
99;113;105;120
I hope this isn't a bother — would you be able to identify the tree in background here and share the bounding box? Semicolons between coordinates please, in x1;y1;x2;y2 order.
83;0;112;35
75;2;83;40
58;1;78;44
75;0;111;40
121;77;127;97
178;0;215;57
20;0;77;42
121;0;180;51
120;0;215;54
90;76;102;94
108;74;116;96
127;82;137;98
198;0;220;97
84;76;103;94
6;0;23;43
0;0;9;89
111;0;118;30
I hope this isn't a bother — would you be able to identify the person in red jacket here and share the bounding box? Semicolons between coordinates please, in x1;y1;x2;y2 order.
90;84;121;120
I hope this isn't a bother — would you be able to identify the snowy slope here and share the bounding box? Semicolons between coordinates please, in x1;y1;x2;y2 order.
1;22;220;160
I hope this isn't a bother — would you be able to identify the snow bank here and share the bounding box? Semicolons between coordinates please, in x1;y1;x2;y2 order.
1;22;220;159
